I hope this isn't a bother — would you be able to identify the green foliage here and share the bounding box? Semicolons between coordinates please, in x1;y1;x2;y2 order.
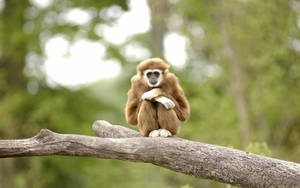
246;142;272;157
226;184;238;188
1;0;300;187
164;184;194;188
180;184;194;188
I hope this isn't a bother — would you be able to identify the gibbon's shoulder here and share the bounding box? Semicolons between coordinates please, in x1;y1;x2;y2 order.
165;72;178;83
130;74;141;83
130;74;146;89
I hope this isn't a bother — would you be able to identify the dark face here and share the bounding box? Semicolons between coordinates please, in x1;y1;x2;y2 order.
143;69;162;87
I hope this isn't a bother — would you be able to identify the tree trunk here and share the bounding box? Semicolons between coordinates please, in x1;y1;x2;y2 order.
222;28;251;145
148;0;170;58
0;159;15;188
216;2;251;146
0;120;299;188
0;0;30;90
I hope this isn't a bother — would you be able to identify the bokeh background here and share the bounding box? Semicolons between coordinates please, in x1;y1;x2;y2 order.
1;0;300;187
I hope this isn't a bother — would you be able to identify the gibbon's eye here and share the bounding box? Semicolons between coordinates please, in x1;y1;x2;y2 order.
153;71;160;77
146;72;152;78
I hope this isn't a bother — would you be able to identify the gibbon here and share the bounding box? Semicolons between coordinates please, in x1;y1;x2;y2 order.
125;58;190;137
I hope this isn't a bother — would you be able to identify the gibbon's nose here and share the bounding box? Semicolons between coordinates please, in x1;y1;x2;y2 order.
150;79;157;85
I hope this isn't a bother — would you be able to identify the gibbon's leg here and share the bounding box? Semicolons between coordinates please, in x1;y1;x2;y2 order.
157;103;180;136
137;100;159;137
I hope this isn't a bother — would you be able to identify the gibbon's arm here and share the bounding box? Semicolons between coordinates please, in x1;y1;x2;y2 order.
170;84;190;122
155;73;190;122
141;88;162;101
155;96;175;110
125;76;143;125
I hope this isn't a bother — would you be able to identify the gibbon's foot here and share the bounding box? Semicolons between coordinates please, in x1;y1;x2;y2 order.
149;129;172;137
158;129;172;137
149;130;160;137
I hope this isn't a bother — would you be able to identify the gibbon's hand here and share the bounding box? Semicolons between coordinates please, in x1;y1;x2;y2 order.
141;88;161;101
155;96;175;110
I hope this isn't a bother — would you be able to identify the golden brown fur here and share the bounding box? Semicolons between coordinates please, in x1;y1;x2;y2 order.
137;58;170;76
125;58;190;137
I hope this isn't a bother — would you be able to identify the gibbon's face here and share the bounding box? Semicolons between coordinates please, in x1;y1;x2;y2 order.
143;69;163;87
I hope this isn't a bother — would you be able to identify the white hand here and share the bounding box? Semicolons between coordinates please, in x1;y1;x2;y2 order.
155;96;175;110
141;88;160;100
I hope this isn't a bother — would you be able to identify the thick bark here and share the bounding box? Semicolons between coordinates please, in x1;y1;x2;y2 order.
0;120;300;188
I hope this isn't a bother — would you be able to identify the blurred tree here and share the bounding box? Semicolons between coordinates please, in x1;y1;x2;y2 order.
218;10;251;146
172;0;300;158
162;0;300;186
1;0;300;187
148;0;170;58
0;0;127;187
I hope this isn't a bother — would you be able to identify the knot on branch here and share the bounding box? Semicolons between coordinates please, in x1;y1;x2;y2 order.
34;129;56;143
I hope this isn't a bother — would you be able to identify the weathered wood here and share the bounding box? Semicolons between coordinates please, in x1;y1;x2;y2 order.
93;120;141;138
0;120;300;188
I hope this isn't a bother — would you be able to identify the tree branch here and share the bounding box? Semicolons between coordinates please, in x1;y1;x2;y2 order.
92;120;141;138
0;120;299;188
